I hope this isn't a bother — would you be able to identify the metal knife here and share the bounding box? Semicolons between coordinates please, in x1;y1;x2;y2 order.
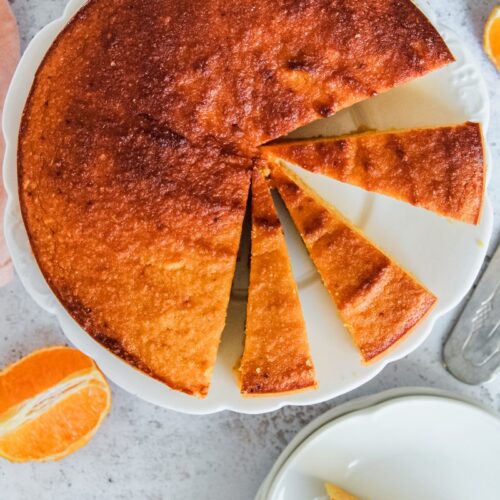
444;242;500;385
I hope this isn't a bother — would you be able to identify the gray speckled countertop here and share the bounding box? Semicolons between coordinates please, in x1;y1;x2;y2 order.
1;0;500;499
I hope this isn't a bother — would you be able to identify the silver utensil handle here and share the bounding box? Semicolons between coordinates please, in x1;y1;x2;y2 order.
444;244;500;384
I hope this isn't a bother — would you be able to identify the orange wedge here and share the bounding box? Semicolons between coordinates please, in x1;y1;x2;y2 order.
325;482;360;500
484;6;500;70
0;346;111;462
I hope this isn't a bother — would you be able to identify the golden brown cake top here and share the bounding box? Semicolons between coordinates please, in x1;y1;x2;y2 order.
240;169;316;395
30;0;453;154
19;0;452;396
272;165;436;362
262;122;485;224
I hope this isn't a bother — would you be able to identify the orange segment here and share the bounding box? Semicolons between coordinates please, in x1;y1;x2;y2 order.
484;6;500;70
0;346;94;415
0;346;111;462
325;482;360;500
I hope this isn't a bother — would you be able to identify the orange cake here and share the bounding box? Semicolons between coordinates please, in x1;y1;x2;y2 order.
240;169;316;396
19;0;452;396
262;122;485;224
271;165;436;362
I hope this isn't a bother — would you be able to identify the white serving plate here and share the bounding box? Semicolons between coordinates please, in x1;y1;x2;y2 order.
2;0;493;414
265;394;500;500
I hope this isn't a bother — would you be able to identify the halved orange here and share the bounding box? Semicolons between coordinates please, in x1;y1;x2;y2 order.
0;346;111;462
484;6;500;70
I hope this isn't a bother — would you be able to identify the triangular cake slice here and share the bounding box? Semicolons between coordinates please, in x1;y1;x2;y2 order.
262;122;485;224
271;165;436;362
240;169;317;396
325;482;360;500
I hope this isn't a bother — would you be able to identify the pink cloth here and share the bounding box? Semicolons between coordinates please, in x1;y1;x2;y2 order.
0;0;20;285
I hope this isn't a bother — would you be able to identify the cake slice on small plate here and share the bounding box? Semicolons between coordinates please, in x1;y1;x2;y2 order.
262;122;485;224
271;165;436;363
239;169;317;396
325;481;360;500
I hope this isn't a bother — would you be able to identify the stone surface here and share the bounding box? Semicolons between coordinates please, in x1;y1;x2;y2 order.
1;0;499;498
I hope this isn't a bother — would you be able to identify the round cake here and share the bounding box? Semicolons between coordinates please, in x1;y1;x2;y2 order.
19;0;453;397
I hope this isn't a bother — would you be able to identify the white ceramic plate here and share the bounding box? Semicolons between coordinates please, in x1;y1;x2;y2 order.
2;0;493;414
266;395;500;500
254;387;483;500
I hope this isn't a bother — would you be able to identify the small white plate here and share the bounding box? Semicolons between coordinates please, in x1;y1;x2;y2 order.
254;387;477;500
2;0;493;413
266;395;500;500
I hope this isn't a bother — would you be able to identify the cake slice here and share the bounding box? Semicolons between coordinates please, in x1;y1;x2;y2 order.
262;122;485;224
325;482;360;500
271;165;436;362
240;169;316;396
